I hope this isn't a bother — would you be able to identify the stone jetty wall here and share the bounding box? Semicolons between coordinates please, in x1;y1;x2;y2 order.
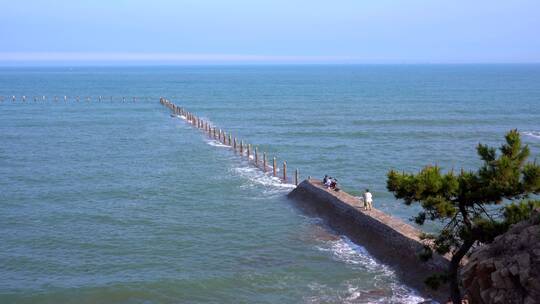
288;179;450;301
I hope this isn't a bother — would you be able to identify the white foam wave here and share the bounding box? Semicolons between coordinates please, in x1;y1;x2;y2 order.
522;131;540;140
315;236;428;304
206;139;230;148
317;237;391;273
232;167;296;192
182;114;292;193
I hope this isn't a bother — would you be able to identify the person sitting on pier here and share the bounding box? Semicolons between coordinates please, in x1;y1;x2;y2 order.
323;175;329;184
363;189;373;211
324;176;333;188
330;178;340;191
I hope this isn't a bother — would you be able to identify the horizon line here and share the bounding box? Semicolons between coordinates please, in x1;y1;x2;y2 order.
0;52;539;65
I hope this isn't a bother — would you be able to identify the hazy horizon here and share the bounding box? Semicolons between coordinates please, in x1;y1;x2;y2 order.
3;62;540;68
1;0;539;65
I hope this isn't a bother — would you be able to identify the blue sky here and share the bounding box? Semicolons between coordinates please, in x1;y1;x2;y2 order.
1;0;539;64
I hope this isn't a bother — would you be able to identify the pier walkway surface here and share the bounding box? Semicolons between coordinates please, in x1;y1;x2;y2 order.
288;179;450;302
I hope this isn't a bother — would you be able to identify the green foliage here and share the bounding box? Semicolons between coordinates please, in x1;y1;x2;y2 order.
503;200;540;225
387;165;458;221
386;130;540;300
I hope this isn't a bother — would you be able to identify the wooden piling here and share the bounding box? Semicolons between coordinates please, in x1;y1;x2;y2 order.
283;161;287;182
255;147;259;167
158;100;303;186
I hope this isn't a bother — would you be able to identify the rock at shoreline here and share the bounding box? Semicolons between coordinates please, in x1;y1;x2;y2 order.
461;211;540;304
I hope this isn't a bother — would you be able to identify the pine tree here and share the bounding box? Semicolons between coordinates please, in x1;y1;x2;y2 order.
386;130;540;304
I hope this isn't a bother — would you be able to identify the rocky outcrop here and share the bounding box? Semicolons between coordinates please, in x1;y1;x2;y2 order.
462;211;540;304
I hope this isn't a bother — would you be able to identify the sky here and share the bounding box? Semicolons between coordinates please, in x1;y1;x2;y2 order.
0;0;539;64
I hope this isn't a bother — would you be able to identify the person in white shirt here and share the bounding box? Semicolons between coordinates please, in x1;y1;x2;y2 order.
363;189;373;211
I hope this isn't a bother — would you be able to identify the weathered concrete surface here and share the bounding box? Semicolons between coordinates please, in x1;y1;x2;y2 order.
461;210;540;304
288;179;450;302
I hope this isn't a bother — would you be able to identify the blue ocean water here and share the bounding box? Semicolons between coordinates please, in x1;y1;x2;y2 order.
1;65;539;303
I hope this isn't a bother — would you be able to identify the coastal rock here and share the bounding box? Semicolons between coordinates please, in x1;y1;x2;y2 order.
461;211;540;304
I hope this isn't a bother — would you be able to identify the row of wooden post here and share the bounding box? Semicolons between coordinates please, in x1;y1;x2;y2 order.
160;98;300;186
0;96;160;102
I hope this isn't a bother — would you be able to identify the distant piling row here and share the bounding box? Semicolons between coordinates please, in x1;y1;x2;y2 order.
0;95;165;103
160;98;300;186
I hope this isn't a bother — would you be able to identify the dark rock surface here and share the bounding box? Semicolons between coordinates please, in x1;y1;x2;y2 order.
462;211;540;304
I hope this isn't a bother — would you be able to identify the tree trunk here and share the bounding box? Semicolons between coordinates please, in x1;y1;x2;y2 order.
449;239;474;304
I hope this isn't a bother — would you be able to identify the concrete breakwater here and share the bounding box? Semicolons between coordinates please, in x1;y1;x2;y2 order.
288;179;450;301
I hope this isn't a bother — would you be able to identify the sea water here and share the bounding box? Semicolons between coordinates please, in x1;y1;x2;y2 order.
1;65;539;303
